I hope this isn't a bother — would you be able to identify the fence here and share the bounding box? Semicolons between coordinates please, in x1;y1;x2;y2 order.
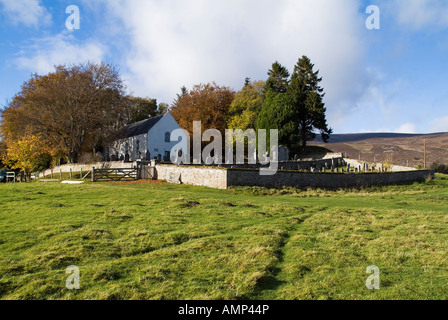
91;167;139;182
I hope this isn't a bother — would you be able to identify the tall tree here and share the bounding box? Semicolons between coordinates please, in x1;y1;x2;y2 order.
170;83;235;135
0;62;128;163
256;90;298;148
227;80;264;131
264;61;290;94
288;56;332;150
126;96;158;124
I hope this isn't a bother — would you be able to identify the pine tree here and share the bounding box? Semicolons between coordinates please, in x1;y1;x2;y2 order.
264;62;290;94
288;55;332;151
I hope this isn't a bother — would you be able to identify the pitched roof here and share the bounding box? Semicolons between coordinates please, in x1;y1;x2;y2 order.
118;115;164;138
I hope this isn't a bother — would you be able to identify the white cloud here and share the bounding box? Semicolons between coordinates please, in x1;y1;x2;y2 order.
0;0;51;28
14;33;107;75
98;0;368;110
394;122;417;134
431;116;448;132
388;0;448;30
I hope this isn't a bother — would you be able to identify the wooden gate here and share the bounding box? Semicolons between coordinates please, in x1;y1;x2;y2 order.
92;167;139;182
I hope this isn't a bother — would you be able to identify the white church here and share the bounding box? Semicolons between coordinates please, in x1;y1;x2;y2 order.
108;112;187;162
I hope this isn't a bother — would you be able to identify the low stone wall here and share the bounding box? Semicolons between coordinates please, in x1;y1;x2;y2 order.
154;164;433;189
226;169;434;188
155;164;228;189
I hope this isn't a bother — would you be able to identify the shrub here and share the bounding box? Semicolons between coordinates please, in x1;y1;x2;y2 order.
431;162;448;174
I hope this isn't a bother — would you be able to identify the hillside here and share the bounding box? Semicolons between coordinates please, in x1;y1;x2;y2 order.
311;132;448;168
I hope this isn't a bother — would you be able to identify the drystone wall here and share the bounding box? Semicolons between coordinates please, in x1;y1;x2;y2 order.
154;164;434;189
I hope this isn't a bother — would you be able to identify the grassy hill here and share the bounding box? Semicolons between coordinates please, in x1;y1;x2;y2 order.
312;132;448;167
1;178;447;300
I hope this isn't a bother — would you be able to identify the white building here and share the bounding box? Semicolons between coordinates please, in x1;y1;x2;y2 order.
108;112;187;162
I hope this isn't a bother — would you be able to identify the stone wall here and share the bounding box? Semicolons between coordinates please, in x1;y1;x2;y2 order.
155;164;228;189
154;164;434;189
226;169;434;188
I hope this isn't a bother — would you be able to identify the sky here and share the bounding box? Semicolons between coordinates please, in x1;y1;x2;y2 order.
0;0;447;134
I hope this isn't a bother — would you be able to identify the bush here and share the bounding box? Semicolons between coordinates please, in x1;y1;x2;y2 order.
431;162;448;174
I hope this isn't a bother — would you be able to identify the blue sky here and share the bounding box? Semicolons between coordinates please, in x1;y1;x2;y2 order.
1;0;448;134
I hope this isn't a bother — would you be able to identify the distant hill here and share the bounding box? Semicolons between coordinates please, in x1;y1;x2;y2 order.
311;132;448;167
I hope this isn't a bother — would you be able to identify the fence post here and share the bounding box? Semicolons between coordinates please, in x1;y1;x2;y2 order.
92;167;95;182
60;169;62;180
70;168;72;180
80;168;83;180
51;169;54;179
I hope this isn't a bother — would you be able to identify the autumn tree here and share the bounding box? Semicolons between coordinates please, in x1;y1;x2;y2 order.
227;80;264;131
0;139;6;168
0;62;128;163
170;83;235;135
2;134;54;177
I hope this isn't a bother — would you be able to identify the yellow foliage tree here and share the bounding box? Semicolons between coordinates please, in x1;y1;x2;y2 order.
227;80;264;130
2;134;54;175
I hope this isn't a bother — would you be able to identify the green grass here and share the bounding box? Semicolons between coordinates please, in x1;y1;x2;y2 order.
0;176;447;300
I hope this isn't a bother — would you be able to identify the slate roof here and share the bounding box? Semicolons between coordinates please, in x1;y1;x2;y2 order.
118;115;164;139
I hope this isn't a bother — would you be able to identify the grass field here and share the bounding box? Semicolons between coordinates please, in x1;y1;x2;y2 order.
0;176;447;300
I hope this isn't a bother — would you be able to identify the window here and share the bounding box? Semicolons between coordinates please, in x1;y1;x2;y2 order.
165;132;171;142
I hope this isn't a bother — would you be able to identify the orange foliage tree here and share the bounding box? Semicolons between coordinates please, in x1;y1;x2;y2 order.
0;62;128;164
170;83;235;136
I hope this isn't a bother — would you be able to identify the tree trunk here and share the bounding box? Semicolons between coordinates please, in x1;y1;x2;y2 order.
69;151;78;164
